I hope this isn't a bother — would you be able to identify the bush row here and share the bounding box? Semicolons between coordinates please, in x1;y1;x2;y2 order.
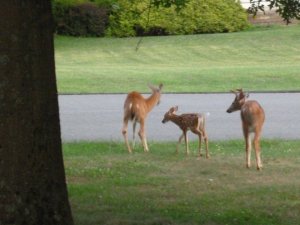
52;0;249;37
52;0;112;36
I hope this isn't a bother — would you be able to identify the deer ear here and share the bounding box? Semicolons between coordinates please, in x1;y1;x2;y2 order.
158;83;163;91
239;89;250;99
169;106;178;114
237;88;247;99
148;83;163;92
148;83;155;91
230;90;238;95
168;107;174;114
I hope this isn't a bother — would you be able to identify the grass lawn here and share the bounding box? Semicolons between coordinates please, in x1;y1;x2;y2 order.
64;140;300;225
55;25;300;94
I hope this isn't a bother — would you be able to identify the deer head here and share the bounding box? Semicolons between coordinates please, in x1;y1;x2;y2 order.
148;83;163;105
162;106;178;123
226;89;249;113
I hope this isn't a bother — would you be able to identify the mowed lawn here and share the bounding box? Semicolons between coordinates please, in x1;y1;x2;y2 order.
58;24;300;224
64;140;300;225
55;25;300;94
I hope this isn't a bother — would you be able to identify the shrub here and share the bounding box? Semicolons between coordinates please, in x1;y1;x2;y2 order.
52;1;110;36
52;0;115;7
107;0;250;37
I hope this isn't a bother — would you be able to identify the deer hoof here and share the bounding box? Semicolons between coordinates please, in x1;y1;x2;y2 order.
257;165;263;171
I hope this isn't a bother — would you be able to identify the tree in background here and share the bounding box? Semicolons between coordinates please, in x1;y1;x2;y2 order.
0;1;73;224
154;0;300;24
249;0;300;24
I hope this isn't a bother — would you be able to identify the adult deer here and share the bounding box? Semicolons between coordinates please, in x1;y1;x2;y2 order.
162;106;209;158
226;89;265;170
122;83;163;153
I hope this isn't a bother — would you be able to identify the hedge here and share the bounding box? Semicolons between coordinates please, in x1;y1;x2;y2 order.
106;0;250;37
52;0;249;37
52;0;111;36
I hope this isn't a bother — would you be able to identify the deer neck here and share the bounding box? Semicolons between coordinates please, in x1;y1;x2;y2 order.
145;92;160;112
168;114;182;127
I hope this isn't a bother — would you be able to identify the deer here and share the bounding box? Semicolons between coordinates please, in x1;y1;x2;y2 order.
122;83;163;153
226;89;265;170
162;106;209;158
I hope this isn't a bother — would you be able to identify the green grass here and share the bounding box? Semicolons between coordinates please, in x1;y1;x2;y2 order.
64;140;300;225
55;25;300;94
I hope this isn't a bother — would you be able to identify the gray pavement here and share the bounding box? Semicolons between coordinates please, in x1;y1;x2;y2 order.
58;93;300;142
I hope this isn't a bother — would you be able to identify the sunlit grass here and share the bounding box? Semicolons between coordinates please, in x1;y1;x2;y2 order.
55;25;300;94
64;140;300;225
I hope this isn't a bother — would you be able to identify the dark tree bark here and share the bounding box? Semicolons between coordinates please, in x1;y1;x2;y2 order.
0;1;73;224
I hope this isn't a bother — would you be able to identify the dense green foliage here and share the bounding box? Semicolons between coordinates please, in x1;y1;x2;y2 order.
52;0;111;36
107;0;249;37
52;0;249;37
52;0;115;7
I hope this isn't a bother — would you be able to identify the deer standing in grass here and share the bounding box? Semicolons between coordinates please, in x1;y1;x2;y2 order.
122;84;163;153
162;106;209;158
226;89;265;170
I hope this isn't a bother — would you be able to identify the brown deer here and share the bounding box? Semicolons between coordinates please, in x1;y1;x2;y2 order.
226;89;265;170
122;84;163;153
162;106;209;158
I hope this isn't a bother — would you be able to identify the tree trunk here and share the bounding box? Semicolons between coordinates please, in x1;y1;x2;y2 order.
0;1;73;224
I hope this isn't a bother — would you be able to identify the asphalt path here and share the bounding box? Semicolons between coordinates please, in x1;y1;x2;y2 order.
58;93;300;142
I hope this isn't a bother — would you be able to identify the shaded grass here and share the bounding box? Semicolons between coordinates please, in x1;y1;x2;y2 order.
55;25;300;94
63;140;300;225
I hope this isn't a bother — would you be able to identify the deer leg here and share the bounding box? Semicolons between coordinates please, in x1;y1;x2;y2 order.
202;130;210;159
184;131;189;155
254;131;263;170
243;125;251;168
245;134;251;168
132;120;137;150
198;133;202;157
176;133;184;154
122;118;132;153
192;129;203;157
138;120;149;152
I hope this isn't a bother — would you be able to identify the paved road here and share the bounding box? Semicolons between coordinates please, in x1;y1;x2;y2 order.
58;93;300;142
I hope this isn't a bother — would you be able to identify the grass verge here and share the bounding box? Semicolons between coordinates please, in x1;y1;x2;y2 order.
55;25;300;94
63;140;300;225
